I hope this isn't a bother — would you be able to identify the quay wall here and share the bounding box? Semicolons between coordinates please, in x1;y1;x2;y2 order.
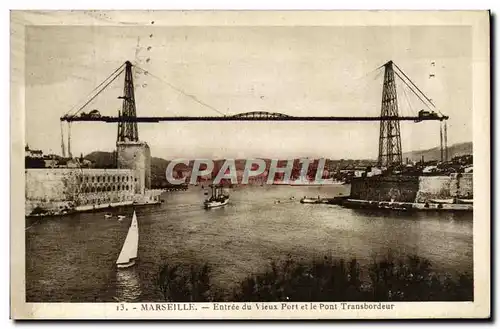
350;173;473;203
415;173;473;203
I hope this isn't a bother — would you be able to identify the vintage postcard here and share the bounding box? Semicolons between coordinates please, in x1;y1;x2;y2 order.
10;10;490;319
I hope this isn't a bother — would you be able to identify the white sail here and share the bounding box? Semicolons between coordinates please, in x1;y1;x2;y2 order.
116;211;138;267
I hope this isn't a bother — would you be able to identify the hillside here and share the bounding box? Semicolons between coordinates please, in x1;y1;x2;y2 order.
402;142;472;162
84;151;117;168
83;142;472;186
150;156;170;188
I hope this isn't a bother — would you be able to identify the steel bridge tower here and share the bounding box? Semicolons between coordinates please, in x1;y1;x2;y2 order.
378;60;403;168
117;61;139;143
115;61;151;193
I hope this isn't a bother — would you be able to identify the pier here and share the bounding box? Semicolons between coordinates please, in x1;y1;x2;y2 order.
342;199;473;212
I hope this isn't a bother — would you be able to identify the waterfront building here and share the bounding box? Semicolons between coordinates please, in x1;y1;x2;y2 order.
25;140;162;216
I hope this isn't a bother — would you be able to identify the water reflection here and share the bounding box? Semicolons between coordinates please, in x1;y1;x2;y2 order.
115;267;142;302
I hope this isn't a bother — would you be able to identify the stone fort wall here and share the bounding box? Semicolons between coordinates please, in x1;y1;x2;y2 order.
349;174;473;203
25;168;136;204
415;173;473;202
350;176;420;202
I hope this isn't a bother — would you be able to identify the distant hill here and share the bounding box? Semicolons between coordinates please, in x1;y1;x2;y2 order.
84;151;117;169
83;142;471;186
150;156;170;188
402;142;472;162
83;152;375;186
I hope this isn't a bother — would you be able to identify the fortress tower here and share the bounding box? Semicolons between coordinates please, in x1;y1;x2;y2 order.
116;61;151;194
117;141;151;194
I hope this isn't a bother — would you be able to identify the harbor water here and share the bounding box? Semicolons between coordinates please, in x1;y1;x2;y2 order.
26;185;473;302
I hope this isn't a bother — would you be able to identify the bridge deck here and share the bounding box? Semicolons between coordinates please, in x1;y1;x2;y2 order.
61;115;448;123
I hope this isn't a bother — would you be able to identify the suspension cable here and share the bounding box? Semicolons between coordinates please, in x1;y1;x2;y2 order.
352;64;384;82
393;71;434;113
373;68;383;81
393;62;445;118
70;67;125;118
134;64;226;116
400;80;414;117
64;62;126;118
393;63;436;108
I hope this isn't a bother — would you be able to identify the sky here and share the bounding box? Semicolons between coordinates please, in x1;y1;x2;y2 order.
23;21;472;160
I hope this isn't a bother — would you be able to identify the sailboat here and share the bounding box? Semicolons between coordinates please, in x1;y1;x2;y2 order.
116;211;139;269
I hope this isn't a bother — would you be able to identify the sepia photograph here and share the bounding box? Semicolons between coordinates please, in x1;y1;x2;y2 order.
10;10;490;319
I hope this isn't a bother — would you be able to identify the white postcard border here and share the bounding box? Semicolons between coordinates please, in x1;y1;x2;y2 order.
10;10;490;320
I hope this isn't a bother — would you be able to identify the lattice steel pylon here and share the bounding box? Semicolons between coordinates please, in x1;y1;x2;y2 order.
377;61;403;168
117;61;139;143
